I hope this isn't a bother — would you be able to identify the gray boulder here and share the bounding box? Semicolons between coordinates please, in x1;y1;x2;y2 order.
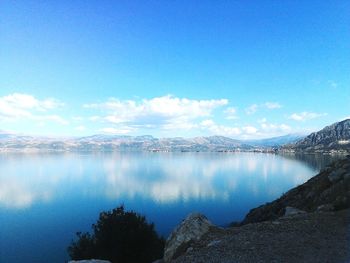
317;203;335;212
284;206;306;217
163;213;212;262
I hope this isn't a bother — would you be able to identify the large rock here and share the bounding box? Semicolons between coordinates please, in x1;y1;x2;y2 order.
68;260;111;263
163;213;212;262
284;206;306;217
317;203;335;212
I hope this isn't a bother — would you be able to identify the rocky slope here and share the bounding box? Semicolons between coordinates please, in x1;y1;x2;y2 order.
241;155;350;224
170;209;350;263
161;156;350;263
282;119;350;153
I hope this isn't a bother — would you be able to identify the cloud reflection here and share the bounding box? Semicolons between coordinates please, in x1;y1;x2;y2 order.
0;153;323;209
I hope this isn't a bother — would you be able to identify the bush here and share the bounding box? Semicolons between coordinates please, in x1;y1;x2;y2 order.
68;205;165;263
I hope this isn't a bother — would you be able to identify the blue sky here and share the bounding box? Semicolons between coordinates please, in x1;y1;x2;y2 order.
0;0;349;139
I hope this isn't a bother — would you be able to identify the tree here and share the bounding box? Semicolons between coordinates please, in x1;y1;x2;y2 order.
68;205;165;263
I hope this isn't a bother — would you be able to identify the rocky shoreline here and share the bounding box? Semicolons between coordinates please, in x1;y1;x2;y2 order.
241;155;350;225
161;155;350;262
170;209;350;263
70;156;350;263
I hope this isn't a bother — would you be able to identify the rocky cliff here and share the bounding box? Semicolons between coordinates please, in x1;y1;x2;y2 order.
282;119;350;153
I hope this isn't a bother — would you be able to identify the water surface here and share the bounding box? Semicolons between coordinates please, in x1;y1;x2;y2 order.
0;152;341;262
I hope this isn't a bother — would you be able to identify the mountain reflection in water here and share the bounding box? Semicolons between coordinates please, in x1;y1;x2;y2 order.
0;152;343;263
0;152;341;209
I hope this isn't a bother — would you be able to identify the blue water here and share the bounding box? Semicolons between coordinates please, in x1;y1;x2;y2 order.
0;152;340;263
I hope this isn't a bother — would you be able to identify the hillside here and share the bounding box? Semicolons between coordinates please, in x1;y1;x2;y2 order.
171;209;350;263
281;119;350;154
161;156;350;263
0;134;257;152
0;133;304;153
2;119;350;153
245;134;304;147
241;155;350;224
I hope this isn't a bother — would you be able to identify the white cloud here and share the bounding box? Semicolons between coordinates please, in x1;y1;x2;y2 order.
75;125;86;131
200;119;241;136
264;102;282;109
289;112;327;122
226;121;290;140
239;121;291;139
200;119;216;128
258;118;267;123
72;116;84;121
202;120;293;140
245;102;282;115
0;93;63;112
208;118;292;139
280;124;291;130
39;98;64;110
89;116;101;122
99;126;137;135
243;126;258;134
224;107;238;120
35;115;69;125
0;93;67;125
161;117;199;130
260;122;291;133
85;95;228;131
85;95;228;120
245;104;258;115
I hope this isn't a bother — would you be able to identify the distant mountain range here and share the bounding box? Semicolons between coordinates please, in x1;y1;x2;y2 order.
281;119;350;154
245;134;305;147
0;132;303;153
0;119;349;153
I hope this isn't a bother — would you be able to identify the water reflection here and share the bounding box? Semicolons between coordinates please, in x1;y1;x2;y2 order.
280;153;342;171
0;152;342;209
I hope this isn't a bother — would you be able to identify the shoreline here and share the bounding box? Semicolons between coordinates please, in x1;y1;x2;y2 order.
163;155;350;262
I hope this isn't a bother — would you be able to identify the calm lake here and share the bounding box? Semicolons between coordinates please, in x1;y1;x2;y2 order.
0;152;341;263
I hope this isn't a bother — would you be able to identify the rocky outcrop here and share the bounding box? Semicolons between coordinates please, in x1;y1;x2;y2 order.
283;206;306;217
160;157;350;262
171;209;350;263
282;119;350;153
163;213;214;262
163;157;350;262
241;155;350;224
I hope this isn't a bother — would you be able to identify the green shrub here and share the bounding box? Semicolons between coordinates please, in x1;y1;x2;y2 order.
68;205;164;263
